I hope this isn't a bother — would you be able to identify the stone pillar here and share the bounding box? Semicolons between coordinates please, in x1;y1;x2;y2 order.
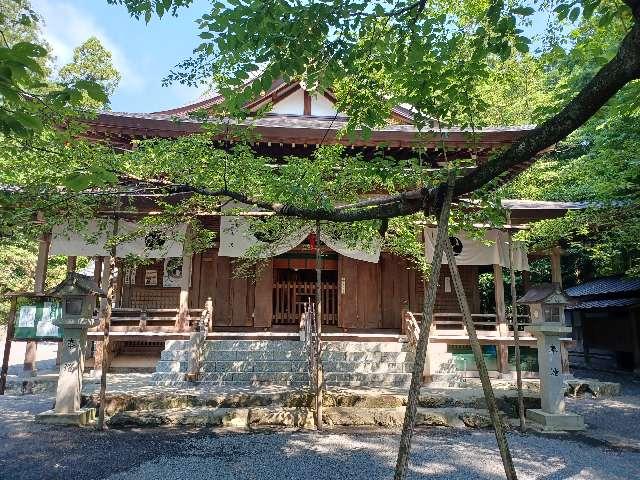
525;323;584;431
24;216;50;377
493;265;510;375
36;318;98;425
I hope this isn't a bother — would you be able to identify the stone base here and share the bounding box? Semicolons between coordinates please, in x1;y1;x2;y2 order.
35;408;96;426
526;409;585;431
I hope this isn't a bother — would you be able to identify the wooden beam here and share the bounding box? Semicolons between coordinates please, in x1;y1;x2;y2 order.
303;90;311;115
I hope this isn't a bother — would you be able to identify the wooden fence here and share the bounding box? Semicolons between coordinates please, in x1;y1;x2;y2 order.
273;281;338;325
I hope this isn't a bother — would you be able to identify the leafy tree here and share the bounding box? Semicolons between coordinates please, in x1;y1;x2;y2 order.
59;37;121;109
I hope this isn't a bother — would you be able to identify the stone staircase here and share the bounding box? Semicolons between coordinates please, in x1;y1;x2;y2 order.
152;339;414;388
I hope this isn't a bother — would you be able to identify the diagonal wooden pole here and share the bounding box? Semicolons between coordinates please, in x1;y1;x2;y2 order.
507;228;526;432
444;239;518;480
315;220;324;430
394;176;454;480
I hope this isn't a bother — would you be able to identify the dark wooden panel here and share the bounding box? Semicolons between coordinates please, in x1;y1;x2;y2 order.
254;261;273;328
359;260;381;329
214;255;232;326
338;256;358;329
189;253;202;309
198;251;217;307
381;254;409;329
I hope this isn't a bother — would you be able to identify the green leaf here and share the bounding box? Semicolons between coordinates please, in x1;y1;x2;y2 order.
512;7;534;16
62;174;92;192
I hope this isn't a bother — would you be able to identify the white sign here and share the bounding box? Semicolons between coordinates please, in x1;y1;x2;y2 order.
144;270;158;286
36;302;60;337
163;257;184;288
17;306;36;328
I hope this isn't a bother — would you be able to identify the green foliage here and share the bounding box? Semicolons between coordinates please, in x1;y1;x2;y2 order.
58;37;120;109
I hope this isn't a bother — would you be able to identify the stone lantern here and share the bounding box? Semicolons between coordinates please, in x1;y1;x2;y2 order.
36;273;105;426
519;283;584;431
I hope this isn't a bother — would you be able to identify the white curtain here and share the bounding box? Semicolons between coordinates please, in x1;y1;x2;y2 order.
424;228;529;271
218;202;381;263
49;220;186;258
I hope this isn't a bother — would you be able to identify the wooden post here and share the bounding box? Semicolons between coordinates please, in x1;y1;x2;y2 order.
314;221;323;430
445;240;518;480
177;228;193;332
206;297;214;332
24;214;50;376
93;256;103;283
394;175;453;480
631;310;640;373
66;256;77;272
97;215;119;431
493;264;509;374
0;297;17;395
551;246;562;286
550;246;571;374
93;257;111;371
508;230;526;432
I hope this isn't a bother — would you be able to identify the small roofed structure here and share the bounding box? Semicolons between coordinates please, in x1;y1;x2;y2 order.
47;272;106;298
518;283;573;324
564;276;640;371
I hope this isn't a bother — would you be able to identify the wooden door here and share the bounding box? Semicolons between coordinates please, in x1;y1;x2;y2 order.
254;260;273;328
380;253;410;329
338;256;381;330
214;254;255;327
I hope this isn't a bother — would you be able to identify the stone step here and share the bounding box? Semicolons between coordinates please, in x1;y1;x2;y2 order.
106;405;508;430
323;361;413;374
203;340;304;352
201;360;308;373
203;350;306;362
324;372;412;388
160;350;189;361
322;341;407;353
322;351;415;363
155;360;188;373
163;340;190;351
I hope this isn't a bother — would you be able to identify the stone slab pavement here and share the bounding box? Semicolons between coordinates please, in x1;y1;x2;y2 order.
0;368;639;479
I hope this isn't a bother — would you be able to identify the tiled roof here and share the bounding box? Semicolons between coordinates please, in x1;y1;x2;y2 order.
565;277;640;297
566;297;640;310
98;111;535;135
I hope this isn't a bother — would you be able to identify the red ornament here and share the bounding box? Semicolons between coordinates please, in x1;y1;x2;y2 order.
308;233;316;251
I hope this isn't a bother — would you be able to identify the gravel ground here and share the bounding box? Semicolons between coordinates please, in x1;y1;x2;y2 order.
1;369;639;480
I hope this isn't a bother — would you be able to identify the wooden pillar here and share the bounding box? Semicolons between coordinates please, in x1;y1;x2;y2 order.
93;256;103;283
66;256;77;272
550;246;571;373
93;257;111;372
24;214;50;376
493;265;510;375
177;253;193;332
0;298;17;394
551;246;562;286
631;310;640;373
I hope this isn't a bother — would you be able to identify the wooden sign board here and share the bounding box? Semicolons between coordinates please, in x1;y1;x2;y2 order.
13;297;63;341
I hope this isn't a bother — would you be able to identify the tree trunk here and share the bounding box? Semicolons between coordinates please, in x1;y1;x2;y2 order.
444;240;518;480
394;176;453;480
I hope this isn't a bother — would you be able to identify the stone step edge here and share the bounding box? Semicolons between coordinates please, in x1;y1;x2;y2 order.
84;390;540;416
106;406;510;430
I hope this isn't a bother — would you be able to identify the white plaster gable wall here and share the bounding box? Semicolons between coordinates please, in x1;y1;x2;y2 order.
270;88;304;115
311;94;338;116
268;87;340;116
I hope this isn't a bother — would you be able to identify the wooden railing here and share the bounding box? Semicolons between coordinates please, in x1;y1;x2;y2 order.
89;307;204;333
273;281;338;325
401;311;533;339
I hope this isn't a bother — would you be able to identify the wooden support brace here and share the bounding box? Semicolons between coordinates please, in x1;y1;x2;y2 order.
394;175;454;480
445;240;518;480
